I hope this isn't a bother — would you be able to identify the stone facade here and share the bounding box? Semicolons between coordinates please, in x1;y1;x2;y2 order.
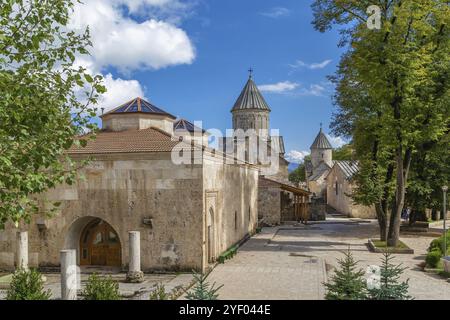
0;97;259;272
232;110;270;138
326;164;376;219
0;151;259;272
258;178;281;225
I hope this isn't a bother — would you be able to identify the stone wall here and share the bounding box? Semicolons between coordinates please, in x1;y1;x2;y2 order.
258;178;281;226
0;153;204;271
202;153;259;269
326;165;376;219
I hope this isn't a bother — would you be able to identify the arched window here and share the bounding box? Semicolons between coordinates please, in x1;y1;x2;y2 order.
335;182;339;195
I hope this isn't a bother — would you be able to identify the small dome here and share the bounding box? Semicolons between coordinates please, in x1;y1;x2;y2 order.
311;128;333;149
231;77;271;112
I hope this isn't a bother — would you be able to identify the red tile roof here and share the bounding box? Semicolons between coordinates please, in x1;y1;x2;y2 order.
68;127;191;154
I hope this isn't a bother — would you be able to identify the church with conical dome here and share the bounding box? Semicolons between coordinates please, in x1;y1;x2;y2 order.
222;72;311;226
305;127;376;219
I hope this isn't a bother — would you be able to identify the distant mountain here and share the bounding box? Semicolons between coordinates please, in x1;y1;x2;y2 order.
288;163;299;172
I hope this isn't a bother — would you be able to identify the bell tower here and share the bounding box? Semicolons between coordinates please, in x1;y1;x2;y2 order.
231;70;271;138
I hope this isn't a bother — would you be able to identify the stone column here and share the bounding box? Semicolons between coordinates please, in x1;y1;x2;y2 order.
60;250;77;300
16;231;28;270
126;231;144;283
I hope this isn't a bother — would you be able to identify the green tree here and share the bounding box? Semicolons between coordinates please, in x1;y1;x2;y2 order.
324;249;367;300
367;252;412;300
332;144;354;161
0;0;105;229
185;270;223;300
288;155;311;184
313;0;450;246
6;268;51;300
82;274;121;300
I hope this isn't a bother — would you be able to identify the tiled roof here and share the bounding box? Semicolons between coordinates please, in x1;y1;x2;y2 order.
335;160;359;180
68;127;190;154
174;119;206;133
231;77;271;112
103;97;176;119
310;128;333;149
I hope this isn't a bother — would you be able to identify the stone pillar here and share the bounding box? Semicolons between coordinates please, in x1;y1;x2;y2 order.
16;231;28;270
126;231;144;283
60;250;77;300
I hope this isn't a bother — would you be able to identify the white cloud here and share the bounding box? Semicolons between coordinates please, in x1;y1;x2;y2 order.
290;59;332;70
286;150;310;164
99;74;146;113
71;0;195;74
298;84;327;97
258;81;299;93
67;0;196;114
326;135;347;148
260;7;291;19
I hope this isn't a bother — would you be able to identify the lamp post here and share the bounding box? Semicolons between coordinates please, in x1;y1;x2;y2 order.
443;186;448;257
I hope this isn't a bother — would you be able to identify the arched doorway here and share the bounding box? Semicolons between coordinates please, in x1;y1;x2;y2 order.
79;218;121;267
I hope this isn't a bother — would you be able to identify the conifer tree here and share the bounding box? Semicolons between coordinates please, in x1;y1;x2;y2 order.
367;252;412;300
185;270;223;300
324;249;367;300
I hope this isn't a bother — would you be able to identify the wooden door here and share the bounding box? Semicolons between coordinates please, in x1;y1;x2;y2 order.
80;219;121;267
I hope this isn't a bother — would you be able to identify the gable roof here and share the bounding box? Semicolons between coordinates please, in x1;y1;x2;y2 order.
310;128;333;149
102;97;176;119
308;161;332;181
333;160;359;180
231;77;271;112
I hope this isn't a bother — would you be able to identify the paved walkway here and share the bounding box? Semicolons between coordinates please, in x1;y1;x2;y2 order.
208;227;327;300
208;217;450;300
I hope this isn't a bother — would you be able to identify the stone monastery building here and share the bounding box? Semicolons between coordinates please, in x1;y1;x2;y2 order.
0;75;309;272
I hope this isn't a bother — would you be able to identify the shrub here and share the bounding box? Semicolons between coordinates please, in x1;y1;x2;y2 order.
82;274;121;300
428;230;450;256
426;249;442;268
149;283;173;300
6;268;51;300
324;249;367;300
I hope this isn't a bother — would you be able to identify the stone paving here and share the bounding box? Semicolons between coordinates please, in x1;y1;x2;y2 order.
207;227;327;300
1;217;448;300
208;217;450;300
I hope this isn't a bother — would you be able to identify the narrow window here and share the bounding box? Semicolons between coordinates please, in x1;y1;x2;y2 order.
335;182;339;196
235;211;238;230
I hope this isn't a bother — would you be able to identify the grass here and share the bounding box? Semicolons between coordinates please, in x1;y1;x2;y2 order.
437;270;450;279
372;240;410;249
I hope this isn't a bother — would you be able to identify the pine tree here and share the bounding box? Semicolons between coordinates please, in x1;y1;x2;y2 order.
324;249;367;300
367;251;412;300
185;270;223;300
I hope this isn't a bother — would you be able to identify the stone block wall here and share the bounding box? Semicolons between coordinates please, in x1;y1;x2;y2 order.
258;178;281;226
0;153;204;272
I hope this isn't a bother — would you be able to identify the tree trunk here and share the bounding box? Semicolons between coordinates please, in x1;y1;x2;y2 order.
388;148;412;247
431;208;438;221
375;203;388;241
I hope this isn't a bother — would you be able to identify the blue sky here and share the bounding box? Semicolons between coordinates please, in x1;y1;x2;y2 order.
73;0;347;163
